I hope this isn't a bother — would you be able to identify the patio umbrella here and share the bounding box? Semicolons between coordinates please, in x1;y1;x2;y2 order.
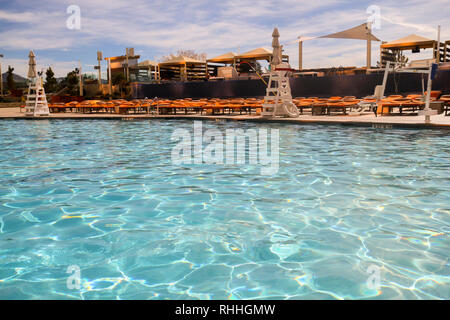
271;27;282;66
28;50;36;79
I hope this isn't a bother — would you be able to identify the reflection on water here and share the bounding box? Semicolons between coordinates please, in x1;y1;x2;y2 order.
0;120;448;299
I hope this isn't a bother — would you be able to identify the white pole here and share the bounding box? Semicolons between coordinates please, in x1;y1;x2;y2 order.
377;61;390;101
437;25;441;63
425;63;432;112
422;62;434;124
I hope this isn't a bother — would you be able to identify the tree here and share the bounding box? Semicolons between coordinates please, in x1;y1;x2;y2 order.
58;69;80;95
6;66;15;90
44;67;57;92
396;51;409;67
112;73;127;95
161;49;206;62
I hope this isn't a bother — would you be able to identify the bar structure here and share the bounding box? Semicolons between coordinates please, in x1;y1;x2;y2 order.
381;34;450;65
158;56;207;81
104;50;141;82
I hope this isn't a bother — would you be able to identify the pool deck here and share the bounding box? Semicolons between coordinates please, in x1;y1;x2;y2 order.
1;107;450;129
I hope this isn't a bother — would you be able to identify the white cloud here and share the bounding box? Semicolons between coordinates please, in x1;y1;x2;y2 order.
1;0;449;76
1;58;78;78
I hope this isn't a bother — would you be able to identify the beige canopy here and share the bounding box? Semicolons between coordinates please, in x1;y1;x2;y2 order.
271;27;282;66
380;34;436;50
207;52;237;63
235;47;273;60
320;23;380;41
159;56;206;66
138;60;158;67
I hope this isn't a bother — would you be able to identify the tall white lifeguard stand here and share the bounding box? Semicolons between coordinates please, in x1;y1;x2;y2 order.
261;28;299;118
25;51;50;117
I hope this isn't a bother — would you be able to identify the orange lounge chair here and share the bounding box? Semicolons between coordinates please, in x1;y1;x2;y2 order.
438;95;450;115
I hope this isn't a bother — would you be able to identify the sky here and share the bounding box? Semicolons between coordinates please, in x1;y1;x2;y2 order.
0;0;449;78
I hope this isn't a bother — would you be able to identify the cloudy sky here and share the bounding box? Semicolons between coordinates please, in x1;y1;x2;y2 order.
0;0;448;77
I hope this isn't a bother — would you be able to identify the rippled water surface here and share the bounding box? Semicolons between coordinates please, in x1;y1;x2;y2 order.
0;119;448;299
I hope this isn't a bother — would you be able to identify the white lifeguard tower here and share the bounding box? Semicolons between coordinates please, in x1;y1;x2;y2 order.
25;51;50;117
261;28;299;118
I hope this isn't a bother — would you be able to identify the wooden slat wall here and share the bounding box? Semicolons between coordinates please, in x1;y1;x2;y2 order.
159;63;208;81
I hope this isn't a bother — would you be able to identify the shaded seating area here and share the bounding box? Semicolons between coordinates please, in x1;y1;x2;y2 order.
206;47;289;79
159;56;207;81
381;34;450;65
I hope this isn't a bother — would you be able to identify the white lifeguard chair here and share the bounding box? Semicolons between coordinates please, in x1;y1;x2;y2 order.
261;28;299;118
25;77;50;116
25;51;50;117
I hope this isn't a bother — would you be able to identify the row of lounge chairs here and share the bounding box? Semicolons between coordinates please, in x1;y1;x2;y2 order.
375;93;450;115
47;98;264;115
44;94;450;116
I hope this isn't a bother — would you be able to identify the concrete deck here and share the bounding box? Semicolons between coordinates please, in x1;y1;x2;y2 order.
1;107;449;129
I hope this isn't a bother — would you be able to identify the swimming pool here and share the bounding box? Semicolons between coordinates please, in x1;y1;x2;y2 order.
0;119;448;299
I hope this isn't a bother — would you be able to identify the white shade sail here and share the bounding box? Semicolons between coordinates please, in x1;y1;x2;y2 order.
320;23;380;41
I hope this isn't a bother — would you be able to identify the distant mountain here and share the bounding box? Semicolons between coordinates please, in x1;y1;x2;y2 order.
1;72;27;83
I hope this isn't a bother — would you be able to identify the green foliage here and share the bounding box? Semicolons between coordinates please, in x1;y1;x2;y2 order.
6;66;15;90
44;67;57;93
58;68;80;96
112;73;128;96
112;73;126;86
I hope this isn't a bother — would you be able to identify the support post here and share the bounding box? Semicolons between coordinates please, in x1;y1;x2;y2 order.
366;22;372;72
424;63;433;112
125;48;130;82
432;41;436;61
298;40;303;71
422;62;436;124
444;41;448;62
107;58;112;95
437;25;441;63
0;55;3;96
97;51;102;93
379;61;390;99
78;60;83;96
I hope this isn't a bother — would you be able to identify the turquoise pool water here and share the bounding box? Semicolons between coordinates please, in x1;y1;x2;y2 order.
0;119;448;300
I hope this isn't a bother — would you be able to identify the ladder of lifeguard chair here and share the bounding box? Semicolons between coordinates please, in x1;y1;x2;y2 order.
25;78;50;116
262;73;280;116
